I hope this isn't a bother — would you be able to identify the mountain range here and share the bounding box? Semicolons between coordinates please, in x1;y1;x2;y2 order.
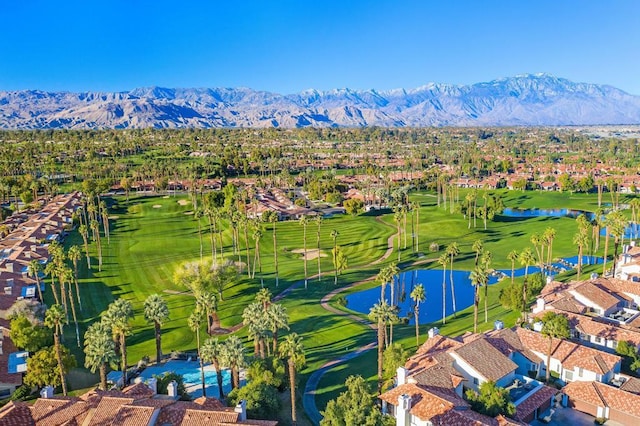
1;74;640;129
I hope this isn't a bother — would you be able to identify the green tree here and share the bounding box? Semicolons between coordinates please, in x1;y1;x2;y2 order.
227;381;279;420
267;303;289;354
332;246;348;284
9;314;52;352
279;333;305;426
343;198;364;215
201;337;225;398
188;309;207;397
320;375;387;426
470;261;488;333
465;381;516;417
519;247;536;315
27;259;44;302
24;345;76;390
507;249;518;285
221;335;246;390
84;321;118;390
103;299;134;385
44;304;70;395
446;242;460;317
382;342;409;385
67;245;83;312
616;340;640;373
541;311;570;382
369;300;396;394
144;294;170;363
410;283;425;346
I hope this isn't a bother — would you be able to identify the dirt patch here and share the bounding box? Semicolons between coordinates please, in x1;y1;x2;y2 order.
152;204;162;208
163;195;170;199
177;199;190;206
291;248;327;260
108;215;119;220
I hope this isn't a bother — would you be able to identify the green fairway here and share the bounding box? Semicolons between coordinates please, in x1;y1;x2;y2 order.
59;189;621;423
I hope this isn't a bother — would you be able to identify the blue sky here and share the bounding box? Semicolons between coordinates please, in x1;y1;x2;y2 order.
2;1;639;94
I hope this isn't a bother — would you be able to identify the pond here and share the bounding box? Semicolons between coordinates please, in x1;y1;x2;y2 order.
344;256;602;325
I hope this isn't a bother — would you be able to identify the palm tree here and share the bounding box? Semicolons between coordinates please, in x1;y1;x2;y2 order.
44;261;61;305
393;209;402;261
201;337;225;398
573;228;589;281
221;335;246;390
480;250;492;323
470;259;489;333
256;288;272;312
196;291;219;334
446;242;460;317
144;294;170;363
44;304;69;395
90;219;102;271
300;215;309;289
519;248;536;316
267;303;289;353
540;311;570;383
280;333;305;426
410;283;426;346
188;309;207;397
369;300;395;394
78;224;91;269
330;229;339;285
84;321;118;390
266;211;279;287
27;259;44;301
472;239;483;266
242;302;269;358
252;224;264;284
195;208;204;262
507;249;519;285
608;210;628;277
67;245;82;312
413;201;420;253
543;227;557;268
438;253;448;324
530;233;545;277
315;215;323;282
104;299;134;385
62;267;80;347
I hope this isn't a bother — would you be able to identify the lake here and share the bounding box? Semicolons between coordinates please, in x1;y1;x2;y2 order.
344;256;602;325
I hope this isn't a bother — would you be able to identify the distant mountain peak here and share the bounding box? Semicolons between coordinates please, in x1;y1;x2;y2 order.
1;74;639;129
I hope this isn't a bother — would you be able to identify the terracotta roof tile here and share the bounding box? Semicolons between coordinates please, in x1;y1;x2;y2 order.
451;338;518;382
0;401;35;426
565;381;640;419
572;282;622;311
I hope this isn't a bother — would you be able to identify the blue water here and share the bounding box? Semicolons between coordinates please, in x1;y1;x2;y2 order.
138;360;232;398
345;256;602;325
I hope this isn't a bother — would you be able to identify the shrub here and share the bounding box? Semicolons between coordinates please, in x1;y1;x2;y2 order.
336;296;348;307
11;384;32;401
429;242;439;252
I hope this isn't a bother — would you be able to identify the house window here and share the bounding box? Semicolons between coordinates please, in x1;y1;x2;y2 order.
565;370;574;382
578;367;584;377
473;377;479;385
594;336;603;344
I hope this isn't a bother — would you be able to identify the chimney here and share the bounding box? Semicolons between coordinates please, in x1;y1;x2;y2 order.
546;275;553;284
5;263;13;273
428;327;440;338
396;394;412;426
234;400;247;421
590;272;599;280
147;377;157;395
167;380;178;398
40;385;54;399
494;320;504;330
397;366;408;386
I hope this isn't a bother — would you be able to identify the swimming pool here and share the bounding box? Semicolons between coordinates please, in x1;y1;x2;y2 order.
138;359;233;398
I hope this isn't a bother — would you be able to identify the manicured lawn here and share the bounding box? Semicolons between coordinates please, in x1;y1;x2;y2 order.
58;189;621;422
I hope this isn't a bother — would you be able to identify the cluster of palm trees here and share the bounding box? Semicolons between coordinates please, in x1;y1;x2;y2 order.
242;289;290;359
436;242;460;325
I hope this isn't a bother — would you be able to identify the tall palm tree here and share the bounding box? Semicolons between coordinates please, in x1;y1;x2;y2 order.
27;259;44;301
221;335;246;390
573;227;589;281
481;250;492;323
196;291;219;334
144;294;170;363
242;302;269;358
44;304;69;395
544;227;557;268
507;249;519;285
104;299;134;385
44;261;61;305
252;225;263;285
368;300;395;394
315;215;323;282
78;224;91;269
90;219;102;271
299;215;309;289
280;333;305;426
608;210;628;277
62;267;80;347
188;309;207;397
393;209;402;262
195;208;204;262
202;337;225;398
255;288;272;312
330;229;339;285
413;201;420;253
446;242;460;317
540;311;570;383
84;321;118;390
410;283;426;346
438;253;448;324
267;303;289;354
267;212;279;287
472;240;484;266
519;248;536;316
67;245;83;312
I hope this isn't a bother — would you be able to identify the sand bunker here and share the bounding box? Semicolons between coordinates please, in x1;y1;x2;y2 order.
184;211;194;215
163;195;170;199
291;248;327;260
177;199;190;206
152;205;162;208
